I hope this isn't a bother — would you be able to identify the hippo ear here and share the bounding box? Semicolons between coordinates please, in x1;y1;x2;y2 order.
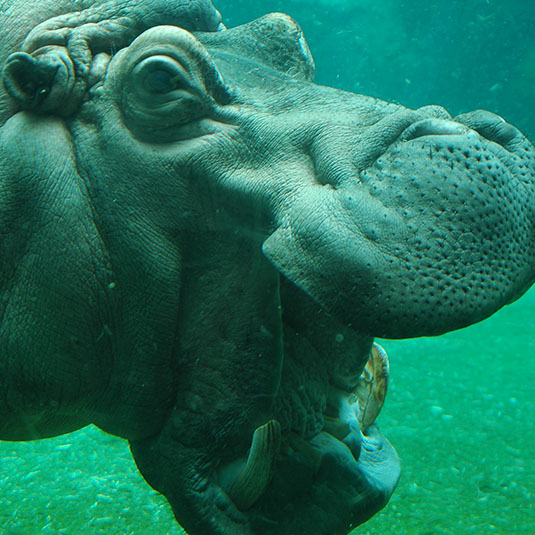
2;46;84;115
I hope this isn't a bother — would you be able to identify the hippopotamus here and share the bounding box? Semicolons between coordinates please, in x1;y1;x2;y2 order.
1;1;534;534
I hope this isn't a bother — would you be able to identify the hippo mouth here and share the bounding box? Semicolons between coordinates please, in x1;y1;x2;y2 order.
197;111;527;533
207;280;399;535
195;112;525;533
217;351;397;535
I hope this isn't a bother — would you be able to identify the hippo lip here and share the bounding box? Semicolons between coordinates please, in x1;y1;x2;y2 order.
245;422;399;534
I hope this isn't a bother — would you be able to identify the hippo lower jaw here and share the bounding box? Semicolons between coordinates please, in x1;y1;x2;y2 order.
208;344;399;535
129;271;399;535
216;400;399;534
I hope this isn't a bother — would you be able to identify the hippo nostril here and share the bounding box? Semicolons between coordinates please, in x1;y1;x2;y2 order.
400;118;470;142
455;110;519;148
478;120;517;146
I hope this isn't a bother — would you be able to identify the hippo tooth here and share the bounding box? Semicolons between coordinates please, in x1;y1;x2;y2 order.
353;343;390;430
288;431;322;474
323;415;350;440
227;419;281;510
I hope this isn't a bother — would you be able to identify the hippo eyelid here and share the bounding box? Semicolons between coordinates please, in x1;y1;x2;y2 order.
122;53;211;140
132;55;196;96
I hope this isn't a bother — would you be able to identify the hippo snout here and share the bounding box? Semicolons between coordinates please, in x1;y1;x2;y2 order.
264;107;535;339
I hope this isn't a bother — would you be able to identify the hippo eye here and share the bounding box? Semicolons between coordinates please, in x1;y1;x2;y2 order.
143;69;176;94
123;54;211;141
122;41;229;142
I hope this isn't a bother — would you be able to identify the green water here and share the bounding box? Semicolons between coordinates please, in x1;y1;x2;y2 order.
1;0;534;533
226;0;535;138
369;286;535;535
1;287;533;534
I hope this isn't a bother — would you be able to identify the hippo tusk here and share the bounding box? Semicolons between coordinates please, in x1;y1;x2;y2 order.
353;343;390;431
227;419;281;510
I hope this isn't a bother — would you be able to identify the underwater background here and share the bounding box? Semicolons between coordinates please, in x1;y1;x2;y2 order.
1;0;533;533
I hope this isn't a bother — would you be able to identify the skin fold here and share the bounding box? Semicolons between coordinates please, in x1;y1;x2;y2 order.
0;2;534;534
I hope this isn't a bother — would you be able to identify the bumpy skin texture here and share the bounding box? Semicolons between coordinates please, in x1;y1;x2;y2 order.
1;3;535;535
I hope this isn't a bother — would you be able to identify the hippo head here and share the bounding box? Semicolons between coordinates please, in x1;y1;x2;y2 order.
1;11;535;535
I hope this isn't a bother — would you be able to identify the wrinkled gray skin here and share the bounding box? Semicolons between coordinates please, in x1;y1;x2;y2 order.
1;1;535;534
